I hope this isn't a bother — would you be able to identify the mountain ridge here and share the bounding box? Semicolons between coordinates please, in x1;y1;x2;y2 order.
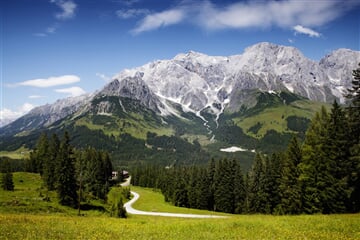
1;42;359;167
2;42;359;132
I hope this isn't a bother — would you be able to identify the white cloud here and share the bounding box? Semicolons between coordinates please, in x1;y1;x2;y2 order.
16;75;80;88
293;25;321;37
34;33;48;37
112;0;140;6
0;103;36;127
51;0;77;20
132;9;185;34
116;8;150;19
96;73;111;82
28;95;45;99
130;0;358;36
55;86;86;97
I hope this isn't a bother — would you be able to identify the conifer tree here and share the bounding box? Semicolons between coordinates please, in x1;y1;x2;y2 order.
34;132;49;175
247;154;267;213
197;168;211;210
1;160;14;191
278;137;302;214
264;153;282;214
299;108;329;213
345;63;360;212
214;159;235;213
56;132;78;208
207;158;216;211
232;159;246;214
43;133;59;191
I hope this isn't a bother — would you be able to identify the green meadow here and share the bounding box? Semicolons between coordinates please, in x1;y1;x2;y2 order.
1;172;359;239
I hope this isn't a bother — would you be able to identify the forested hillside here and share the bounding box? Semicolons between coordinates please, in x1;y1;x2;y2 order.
132;65;360;214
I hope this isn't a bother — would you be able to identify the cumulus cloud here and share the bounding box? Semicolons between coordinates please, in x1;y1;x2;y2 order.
55;86;86;97
293;25;321;37
116;8;150;19
0;103;36;127
15;75;80;88
130;0;358;36
51;0;77;20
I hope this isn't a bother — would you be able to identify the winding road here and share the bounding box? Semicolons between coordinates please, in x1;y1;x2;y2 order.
121;177;227;219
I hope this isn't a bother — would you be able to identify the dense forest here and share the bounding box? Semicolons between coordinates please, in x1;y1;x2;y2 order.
15;131;114;208
132;64;360;214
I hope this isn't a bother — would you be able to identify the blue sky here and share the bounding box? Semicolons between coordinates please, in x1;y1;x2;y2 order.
1;0;360;124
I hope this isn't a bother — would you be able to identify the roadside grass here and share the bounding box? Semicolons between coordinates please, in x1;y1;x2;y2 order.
130;186;228;216
1;173;359;239
1;213;359;239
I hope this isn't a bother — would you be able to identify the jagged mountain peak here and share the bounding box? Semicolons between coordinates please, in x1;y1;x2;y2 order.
174;50;228;66
2;42;359;136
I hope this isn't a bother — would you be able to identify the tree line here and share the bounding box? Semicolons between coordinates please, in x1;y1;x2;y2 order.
27;131;113;208
132;64;360;214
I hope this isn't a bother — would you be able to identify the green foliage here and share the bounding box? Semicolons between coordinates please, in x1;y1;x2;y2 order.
1;159;14;191
248;122;262;134
56;132;78;208
286;116;311;133
278;137;302;214
1;172;14;191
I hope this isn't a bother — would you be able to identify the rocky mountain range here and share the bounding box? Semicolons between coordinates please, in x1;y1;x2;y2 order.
1;42;359;167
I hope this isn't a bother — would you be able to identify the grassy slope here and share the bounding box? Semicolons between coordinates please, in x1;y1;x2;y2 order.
130;186;228;216
74;114;174;140
0;172;107;216
1;173;359;239
234;99;327;138
1;214;359;240
0;146;30;159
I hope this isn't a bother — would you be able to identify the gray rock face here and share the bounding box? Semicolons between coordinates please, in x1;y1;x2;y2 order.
111;42;359;116
2;42;359;134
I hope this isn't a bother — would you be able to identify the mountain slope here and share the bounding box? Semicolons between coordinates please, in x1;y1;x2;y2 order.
1;42;359;167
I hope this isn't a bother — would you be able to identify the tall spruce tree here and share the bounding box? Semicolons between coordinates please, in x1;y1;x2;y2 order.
1;160;14;191
264;153;282;214
345;63;360;212
232;159;246;214
34;132;49;175
299;108;329;213
278;137;302;214
43;133;59;191
247;154;268;213
214;159;235;213
322;101;349;213
56;132;78;208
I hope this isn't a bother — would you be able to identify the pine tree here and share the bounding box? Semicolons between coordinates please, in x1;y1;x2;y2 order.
56;132;78;208
278;137;302;214
116;197;127;218
1;159;14;191
232;159;246;214
247;154;268;213
322;101;349;213
299;108;329;213
345;63;360;212
2;171;14;191
264;153;282;214
214;159;235;213
35;132;49;175
43;133;59;191
206;158;216;211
